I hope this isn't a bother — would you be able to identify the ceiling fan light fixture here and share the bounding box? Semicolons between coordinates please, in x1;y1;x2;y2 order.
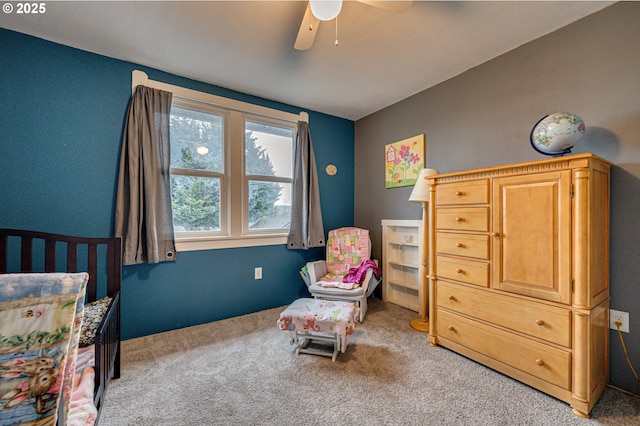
310;0;342;21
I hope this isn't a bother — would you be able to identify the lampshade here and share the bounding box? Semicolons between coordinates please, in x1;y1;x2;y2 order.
310;0;343;21
409;168;438;202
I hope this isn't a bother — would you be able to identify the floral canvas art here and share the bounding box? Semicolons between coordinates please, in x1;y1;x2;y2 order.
385;134;425;188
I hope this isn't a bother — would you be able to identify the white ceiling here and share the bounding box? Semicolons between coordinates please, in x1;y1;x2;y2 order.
0;1;613;120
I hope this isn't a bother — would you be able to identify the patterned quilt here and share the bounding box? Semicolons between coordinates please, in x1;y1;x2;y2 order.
277;298;360;336
0;273;88;426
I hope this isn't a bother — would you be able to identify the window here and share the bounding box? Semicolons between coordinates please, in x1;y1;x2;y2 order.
244;119;293;232
167;101;298;250
132;70;304;250
170;103;225;234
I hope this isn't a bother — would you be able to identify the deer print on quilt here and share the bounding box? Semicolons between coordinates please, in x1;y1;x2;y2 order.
0;273;87;426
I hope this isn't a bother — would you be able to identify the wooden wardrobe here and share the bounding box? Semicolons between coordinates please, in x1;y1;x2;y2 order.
427;153;610;418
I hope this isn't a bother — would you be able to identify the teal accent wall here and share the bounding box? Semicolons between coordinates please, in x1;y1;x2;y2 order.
0;29;355;339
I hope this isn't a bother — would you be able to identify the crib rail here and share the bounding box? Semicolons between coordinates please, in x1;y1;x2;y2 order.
0;228;121;302
94;291;121;422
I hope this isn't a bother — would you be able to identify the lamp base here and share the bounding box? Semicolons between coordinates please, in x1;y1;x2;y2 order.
409;318;429;333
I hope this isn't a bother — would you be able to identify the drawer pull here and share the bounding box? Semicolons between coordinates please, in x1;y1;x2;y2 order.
536;359;545;366
456;268;465;275
492;232;500;238
455;191;464;198
448;295;457;302
455;242;465;248
455;217;465;223
447;326;456;332
536;319;545;326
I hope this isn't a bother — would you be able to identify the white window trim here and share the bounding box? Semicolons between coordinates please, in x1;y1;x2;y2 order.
131;70;308;251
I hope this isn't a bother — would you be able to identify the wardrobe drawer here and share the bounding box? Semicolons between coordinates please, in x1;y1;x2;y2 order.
437;256;489;287
436;232;490;260
437;180;489;205
437;281;571;347
436;208;489;232
437;310;571;390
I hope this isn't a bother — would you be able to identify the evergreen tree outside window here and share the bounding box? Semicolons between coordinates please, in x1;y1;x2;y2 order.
170;104;224;233
168;101;296;244
245;120;293;231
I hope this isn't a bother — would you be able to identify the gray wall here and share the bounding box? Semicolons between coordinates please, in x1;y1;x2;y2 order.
355;2;640;393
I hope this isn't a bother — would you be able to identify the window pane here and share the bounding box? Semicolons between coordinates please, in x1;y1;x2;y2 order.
170;105;224;172
171;175;221;232
245;120;293;178
248;180;291;230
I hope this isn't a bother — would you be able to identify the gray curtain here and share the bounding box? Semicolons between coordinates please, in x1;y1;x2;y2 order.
115;85;177;265
287;121;325;250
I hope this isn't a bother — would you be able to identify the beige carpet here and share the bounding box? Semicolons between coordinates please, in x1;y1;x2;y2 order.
100;298;640;425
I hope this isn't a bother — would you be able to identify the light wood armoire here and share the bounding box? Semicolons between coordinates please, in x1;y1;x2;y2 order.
427;153;610;418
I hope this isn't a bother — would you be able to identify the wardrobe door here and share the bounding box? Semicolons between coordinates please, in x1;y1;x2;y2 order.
492;171;572;304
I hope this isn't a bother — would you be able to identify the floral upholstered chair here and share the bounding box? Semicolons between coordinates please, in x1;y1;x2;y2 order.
305;227;381;321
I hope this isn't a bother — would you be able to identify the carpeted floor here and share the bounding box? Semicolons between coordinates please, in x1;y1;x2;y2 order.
100;298;640;425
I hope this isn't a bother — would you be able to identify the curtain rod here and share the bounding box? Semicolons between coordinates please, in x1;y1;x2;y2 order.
132;70;308;123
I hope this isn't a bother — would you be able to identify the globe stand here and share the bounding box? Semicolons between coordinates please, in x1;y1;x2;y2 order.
530;137;573;157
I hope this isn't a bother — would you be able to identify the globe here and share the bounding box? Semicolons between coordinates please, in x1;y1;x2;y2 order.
530;112;586;156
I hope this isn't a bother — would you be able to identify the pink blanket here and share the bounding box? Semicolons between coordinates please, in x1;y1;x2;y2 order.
343;259;381;284
318;259;381;290
67;347;97;426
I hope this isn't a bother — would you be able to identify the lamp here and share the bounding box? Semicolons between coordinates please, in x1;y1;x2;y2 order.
408;168;439;332
310;0;343;21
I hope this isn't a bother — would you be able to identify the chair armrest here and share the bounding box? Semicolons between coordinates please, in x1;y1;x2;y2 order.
306;260;327;286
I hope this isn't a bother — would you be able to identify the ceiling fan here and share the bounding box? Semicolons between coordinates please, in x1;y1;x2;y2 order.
294;0;413;50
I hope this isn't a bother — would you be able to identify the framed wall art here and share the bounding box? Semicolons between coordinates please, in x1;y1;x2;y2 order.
385;134;425;188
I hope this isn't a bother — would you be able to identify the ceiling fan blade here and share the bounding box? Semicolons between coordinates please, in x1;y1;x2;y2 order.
294;3;320;51
357;1;413;14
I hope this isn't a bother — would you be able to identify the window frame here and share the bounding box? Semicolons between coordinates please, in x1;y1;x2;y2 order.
242;114;296;236
132;70;307;251
169;100;228;239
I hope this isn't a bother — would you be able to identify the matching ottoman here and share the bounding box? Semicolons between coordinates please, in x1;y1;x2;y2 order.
277;298;360;361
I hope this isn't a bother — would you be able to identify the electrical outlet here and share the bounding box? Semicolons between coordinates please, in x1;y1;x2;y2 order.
609;309;629;333
254;267;262;280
